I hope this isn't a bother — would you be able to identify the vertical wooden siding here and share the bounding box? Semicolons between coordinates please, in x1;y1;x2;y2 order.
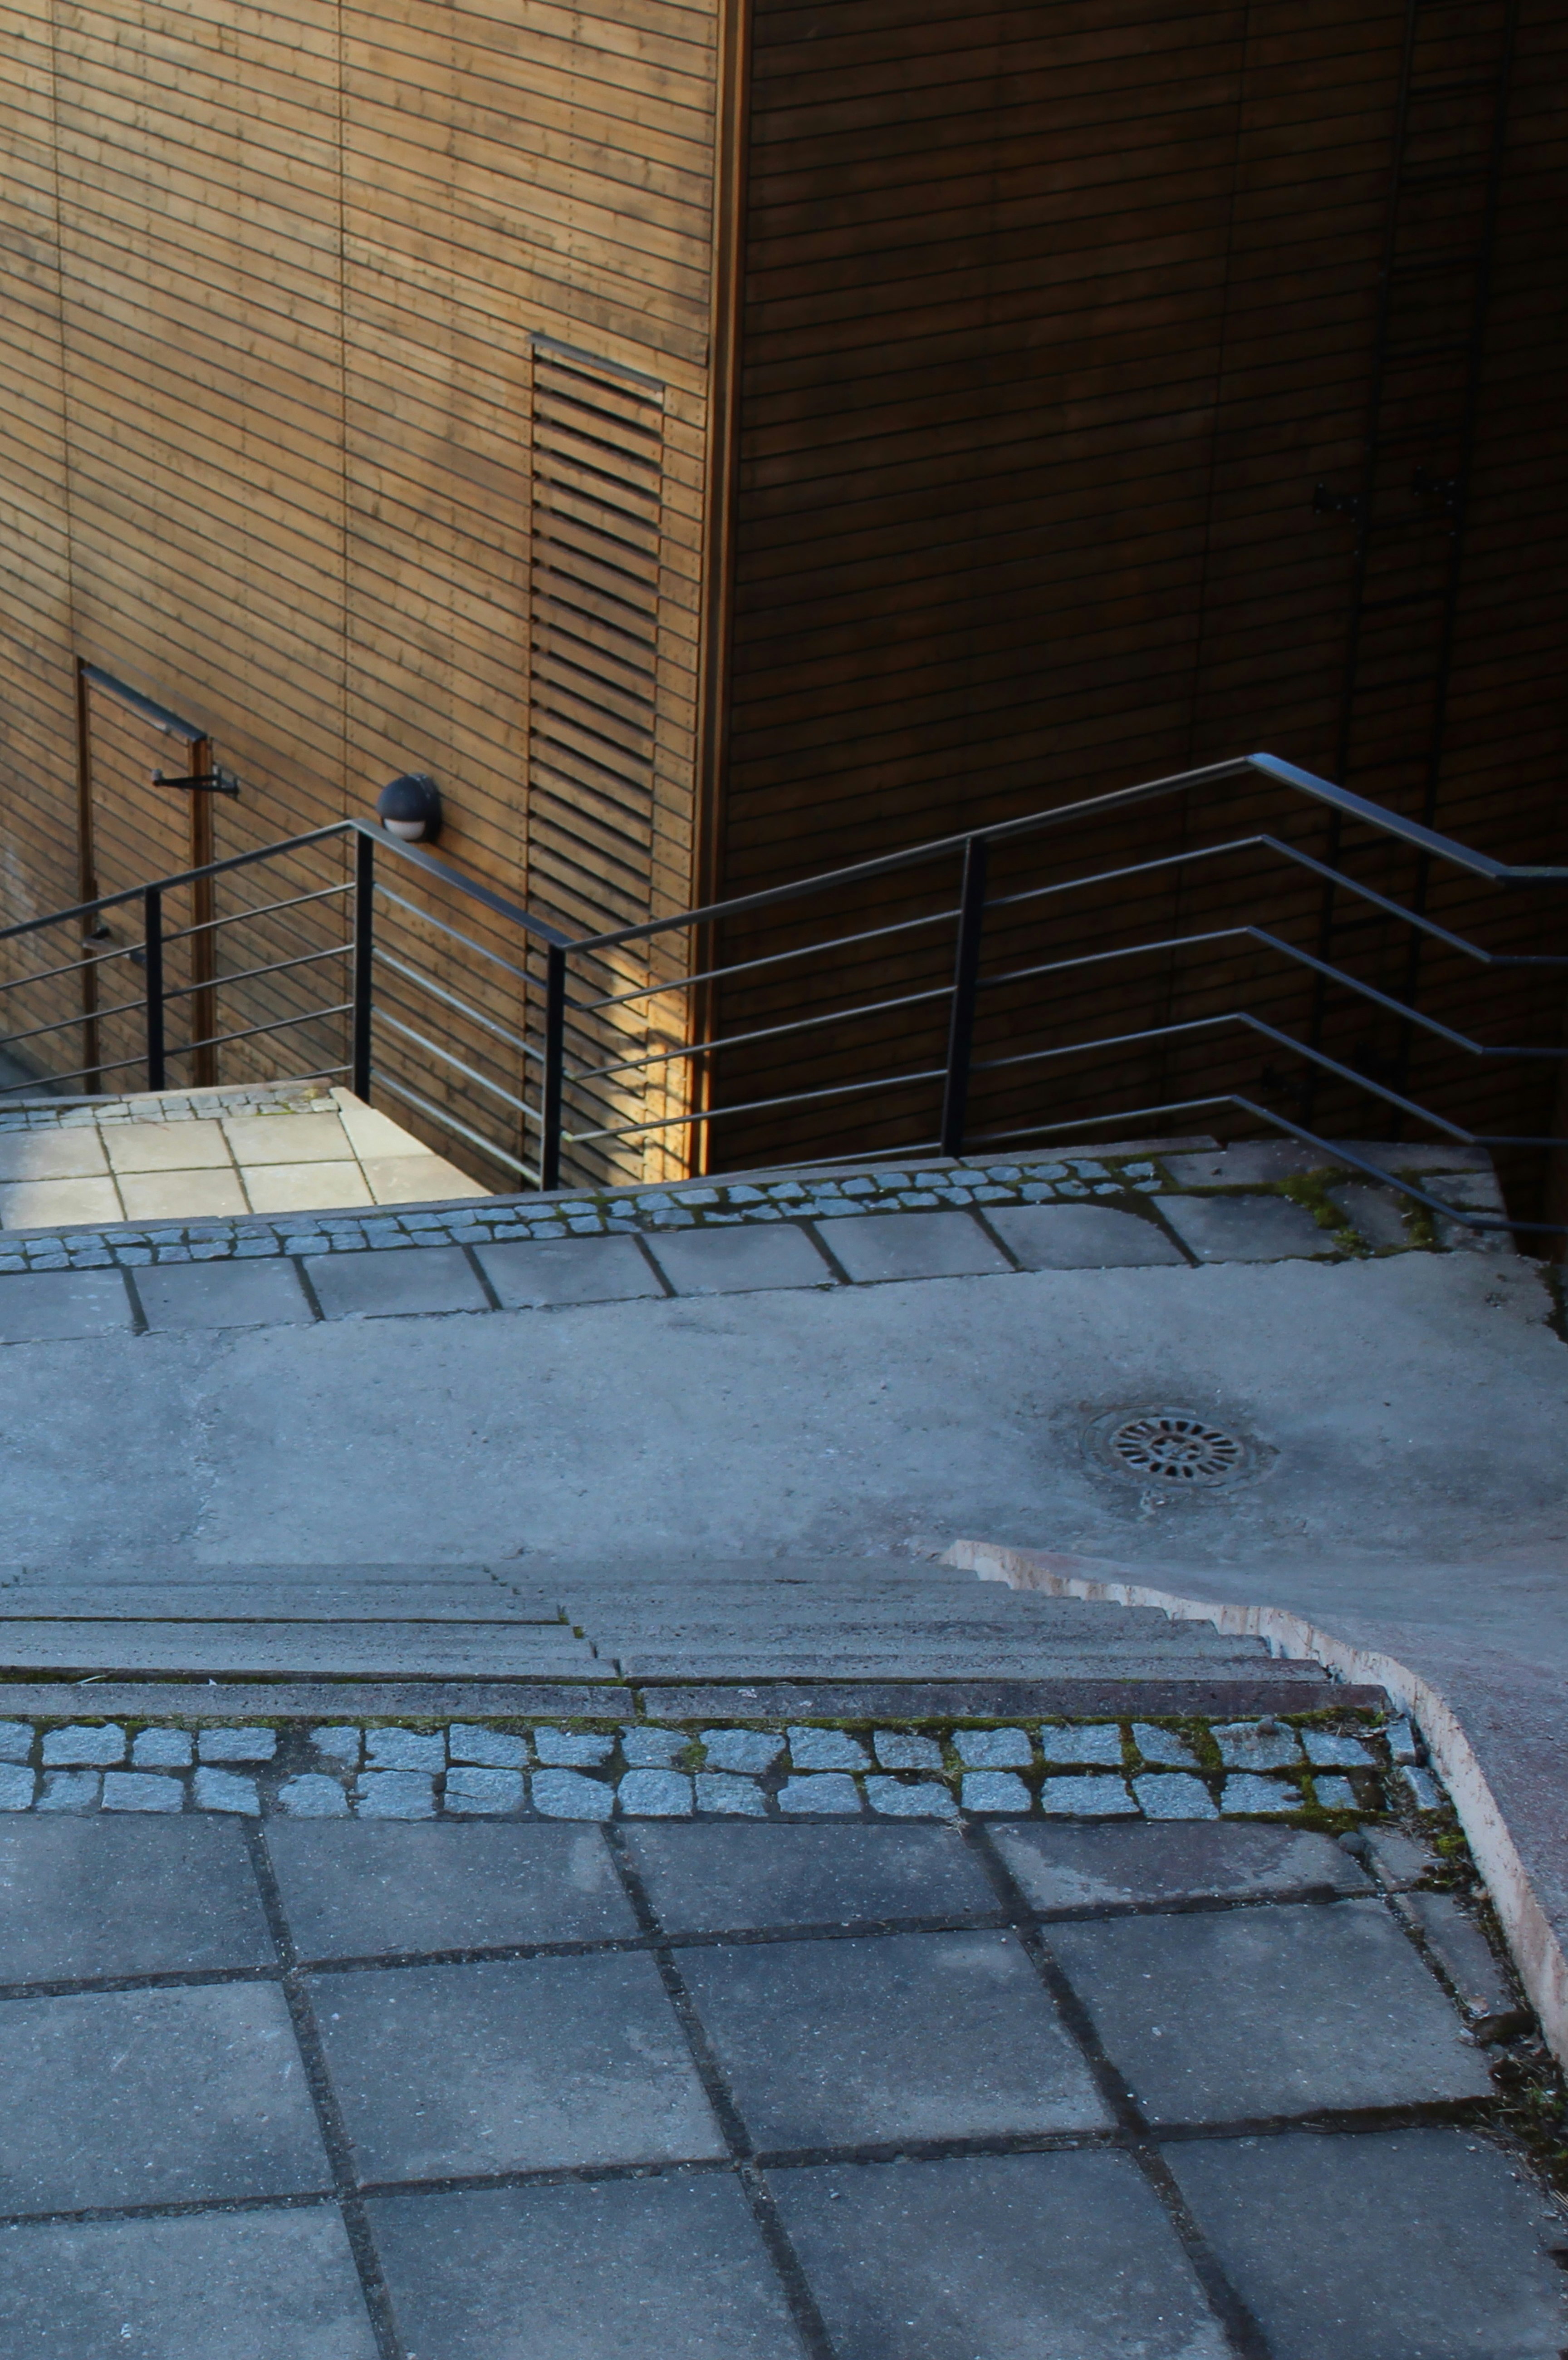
0;0;717;1180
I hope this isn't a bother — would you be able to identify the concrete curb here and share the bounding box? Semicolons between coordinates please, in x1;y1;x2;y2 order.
947;1536;1568;2073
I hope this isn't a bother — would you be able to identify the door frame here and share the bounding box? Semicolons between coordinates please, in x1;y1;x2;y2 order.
76;661;218;1089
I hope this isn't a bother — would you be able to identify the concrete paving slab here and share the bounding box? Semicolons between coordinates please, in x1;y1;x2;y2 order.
303;1244;488;1320
0;1816;273;1980
0;2205;379;2360
1050;1899;1494;2122
265;1820;636;1957
0;1175;121;1228
0;1267;132;1342
0;1129;112;1180
1163;1144;1342;1185
645;1221;836;1293
992;1822;1373;1912
1167;2128;1568;2359
222;1111;353;1164
1153;1192;1334;1260
475;1233;664;1307
678;1929;1110;2146
985;1200;1186;1267
622;1821;996;1932
119;1168;250;1220
368;2174;802;2360
309;1952;724;2177
103;1118;232;1173
1331;1180;1412;1250
774;2150;1228;2360
242;1159;371;1212
0;1982;328;2210
359;1153;487;1204
821;1207;1012;1281
133;1256;314;1331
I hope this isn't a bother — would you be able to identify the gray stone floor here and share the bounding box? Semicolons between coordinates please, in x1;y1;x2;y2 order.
0;1814;1561;2359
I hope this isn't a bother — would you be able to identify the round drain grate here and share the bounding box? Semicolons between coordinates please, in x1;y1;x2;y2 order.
1085;1406;1260;1489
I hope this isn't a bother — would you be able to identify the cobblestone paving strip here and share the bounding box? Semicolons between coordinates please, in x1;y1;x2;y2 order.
0;1136;1498;1278
0;1709;1415;1827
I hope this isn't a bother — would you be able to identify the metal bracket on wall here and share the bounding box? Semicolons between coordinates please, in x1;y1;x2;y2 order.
150;766;241;796
1311;481;1366;522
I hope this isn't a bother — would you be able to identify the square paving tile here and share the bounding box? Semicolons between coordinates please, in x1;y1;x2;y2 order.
118;1168;250;1220
359;1152;488;1204
984;1200;1187;1267
0;1127;110;1180
370;2173;802;2360
310;1952;723;2178
476;1233;665;1308
679;1929;1108;2148
1152;1193;1334;1261
304;1243;489;1319
266;1820;637;1958
1049;1899;1493;2123
222;1111;353;1164
0;1267;134;1342
103;1119;233;1173
0;1982;329;2210
243;1160;372;1213
0;2203;379;2358
1167;2128;1568;2359
0;1816;274;1981
133;1256;315;1330
622;1821;998;1933
0;1175;122;1229
821;1207;1011;1281
644;1223;835;1293
774;2150;1227;2360
991;1821;1371;1913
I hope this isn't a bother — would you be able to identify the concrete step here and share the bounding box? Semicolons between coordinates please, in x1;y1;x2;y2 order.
0;1587;564;1623
0;1624;599;1676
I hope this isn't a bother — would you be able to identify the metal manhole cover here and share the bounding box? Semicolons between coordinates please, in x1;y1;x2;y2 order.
1085;1406;1261;1489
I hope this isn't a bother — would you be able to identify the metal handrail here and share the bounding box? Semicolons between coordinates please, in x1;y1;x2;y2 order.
1;751;1563;1227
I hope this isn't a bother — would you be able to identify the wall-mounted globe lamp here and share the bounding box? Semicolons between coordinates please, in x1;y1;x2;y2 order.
376;772;443;844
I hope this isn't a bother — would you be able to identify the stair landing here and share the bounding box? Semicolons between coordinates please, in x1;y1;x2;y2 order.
0;1082;485;1228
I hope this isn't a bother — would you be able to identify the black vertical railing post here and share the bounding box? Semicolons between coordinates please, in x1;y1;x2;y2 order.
142;886;165;1091
352;827;375;1101
540;942;566;1190
940;834;989;1158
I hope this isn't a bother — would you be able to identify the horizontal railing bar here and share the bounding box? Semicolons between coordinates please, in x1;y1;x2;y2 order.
0;824;355;944
162;880;353;946
568;752;1568;958
0;941;146;997
571;980;956;1086
961;1096;1238;1148
0;998;145;1050
176;1002;354;1059
564;1062;946;1148
374;949;540;1064
985;833;1528;968
372;1069;535;1182
571;905;962;1017
374;887;541;989
977;924;1568;1062
0;1046;157;1093
373;1010;540;1126
161;941;349;1004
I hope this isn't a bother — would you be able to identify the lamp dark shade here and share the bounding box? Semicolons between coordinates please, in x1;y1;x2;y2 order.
376;773;442;844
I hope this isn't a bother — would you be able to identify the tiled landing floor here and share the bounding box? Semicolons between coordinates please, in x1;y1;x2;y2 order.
0;1814;1561;2358
0;1085;483;1228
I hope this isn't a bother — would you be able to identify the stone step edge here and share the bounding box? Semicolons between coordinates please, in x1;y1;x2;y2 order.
950;1534;1564;2079
0;1675;1384;1721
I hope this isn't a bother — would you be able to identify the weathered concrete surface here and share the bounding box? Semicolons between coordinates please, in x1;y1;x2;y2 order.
0;1245;1558;1571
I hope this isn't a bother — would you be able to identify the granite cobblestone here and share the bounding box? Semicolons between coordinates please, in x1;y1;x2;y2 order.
0;1713;1428;1827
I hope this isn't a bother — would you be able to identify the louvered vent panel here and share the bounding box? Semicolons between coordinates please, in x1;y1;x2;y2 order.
528;341;664;938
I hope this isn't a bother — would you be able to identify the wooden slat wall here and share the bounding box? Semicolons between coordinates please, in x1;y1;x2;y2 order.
710;0;1567;1200
0;0;717;1181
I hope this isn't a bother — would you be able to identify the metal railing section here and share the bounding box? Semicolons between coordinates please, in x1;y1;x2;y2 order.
0;752;1562;1232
